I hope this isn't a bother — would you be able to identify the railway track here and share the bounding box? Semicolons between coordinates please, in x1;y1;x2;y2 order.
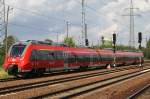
0;61;150;83
30;68;150;99
0;77;20;82
0;67;109;83
0;60;150;82
127;84;150;99
0;65;140;95
0;64;144;88
0;66;122;82
0;63;149;83
0;66;149;99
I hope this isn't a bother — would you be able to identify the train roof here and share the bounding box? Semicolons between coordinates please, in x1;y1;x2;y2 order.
14;40;143;56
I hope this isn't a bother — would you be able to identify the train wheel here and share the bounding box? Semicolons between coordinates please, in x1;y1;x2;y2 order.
8;65;18;76
35;68;45;76
79;66;88;71
20;72;32;78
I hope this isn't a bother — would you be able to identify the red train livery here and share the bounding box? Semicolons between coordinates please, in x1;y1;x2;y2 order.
3;40;144;77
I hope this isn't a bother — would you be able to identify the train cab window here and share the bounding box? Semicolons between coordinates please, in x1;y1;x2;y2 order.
10;45;26;57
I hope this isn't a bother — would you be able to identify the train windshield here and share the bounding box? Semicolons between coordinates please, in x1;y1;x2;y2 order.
10;45;26;57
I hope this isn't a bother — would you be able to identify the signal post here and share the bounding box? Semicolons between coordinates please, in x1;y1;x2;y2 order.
138;32;142;67
113;33;116;67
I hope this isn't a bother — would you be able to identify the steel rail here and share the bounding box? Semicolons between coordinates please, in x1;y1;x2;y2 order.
0;66;140;96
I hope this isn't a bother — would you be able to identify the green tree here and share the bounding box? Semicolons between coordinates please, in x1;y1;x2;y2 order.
95;40;140;52
143;39;150;59
3;35;18;51
0;35;17;66
116;45;139;51
0;47;5;66
146;39;150;48
64;37;75;47
98;40;113;49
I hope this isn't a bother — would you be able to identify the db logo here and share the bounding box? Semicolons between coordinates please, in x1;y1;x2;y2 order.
12;58;16;62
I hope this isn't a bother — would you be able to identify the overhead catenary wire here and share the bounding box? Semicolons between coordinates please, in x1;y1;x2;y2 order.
9;21;83;34
4;3;95;29
5;1;102;26
2;0;105;29
5;2;101;23
0;0;5;42
4;3;66;22
9;22;62;42
4;0;140;46
9;22;60;34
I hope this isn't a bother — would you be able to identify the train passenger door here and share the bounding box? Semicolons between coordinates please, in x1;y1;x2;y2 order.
30;50;38;69
53;51;64;68
90;54;93;66
63;52;69;70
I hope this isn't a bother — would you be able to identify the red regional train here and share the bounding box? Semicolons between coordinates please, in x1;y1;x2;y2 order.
3;40;144;77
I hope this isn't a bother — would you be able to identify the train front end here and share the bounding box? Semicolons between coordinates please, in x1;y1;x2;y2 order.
3;42;28;76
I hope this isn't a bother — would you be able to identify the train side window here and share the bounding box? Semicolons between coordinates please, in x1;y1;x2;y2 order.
68;53;76;63
101;55;112;61
96;55;99;62
86;55;90;62
95;55;97;62
101;55;106;61
92;55;95;62
81;55;85;62
38;50;46;60
78;55;82;62
47;51;54;60
68;53;71;63
36;50;41;60
97;55;101;61
82;55;85;62
55;51;63;60
30;50;37;61
93;55;98;62
76;55;82;62
63;52;68;63
34;50;54;60
76;55;79;62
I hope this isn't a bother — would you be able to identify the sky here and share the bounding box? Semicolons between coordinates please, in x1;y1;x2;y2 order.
1;0;150;47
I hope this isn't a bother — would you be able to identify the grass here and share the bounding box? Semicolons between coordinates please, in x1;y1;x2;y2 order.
0;67;9;79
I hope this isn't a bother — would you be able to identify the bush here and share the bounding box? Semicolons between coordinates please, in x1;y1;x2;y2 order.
0;68;9;79
143;48;150;59
0;48;5;67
